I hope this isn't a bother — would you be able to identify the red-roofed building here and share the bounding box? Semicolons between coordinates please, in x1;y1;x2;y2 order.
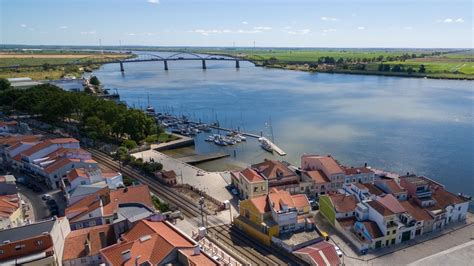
342;165;375;185
231;167;268;200
99;219;218;266
294;241;341;266
301;155;345;190
374;179;407;201
65;185;154;232
62;224;117;266
62;167;123;193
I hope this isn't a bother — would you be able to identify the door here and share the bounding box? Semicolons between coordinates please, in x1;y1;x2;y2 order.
401;231;411;242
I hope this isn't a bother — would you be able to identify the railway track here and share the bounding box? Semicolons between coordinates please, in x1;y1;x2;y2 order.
207;225;288;265
88;149;305;265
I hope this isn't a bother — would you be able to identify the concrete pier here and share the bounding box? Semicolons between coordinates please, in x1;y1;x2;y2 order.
164;60;168;70
120;62;124;72
236;60;240;68
178;152;230;164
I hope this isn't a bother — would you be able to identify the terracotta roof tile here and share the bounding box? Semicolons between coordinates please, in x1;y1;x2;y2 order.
0;195;20;218
362;221;384;239
367;200;394;216
343;166;374;175
305;170;330;184
376;194;406;214
292;194;310;209
329;194;358;213
294;241;341;266
241;168;265;182
251;159;297;181
63;224;116;261
303;155;344;175
363;183;384;196
400;200;433;221
102;185;153;216
249;195;270;214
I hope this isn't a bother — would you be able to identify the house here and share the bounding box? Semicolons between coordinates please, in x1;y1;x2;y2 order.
251;159;299;189
0;194;24;230
319;193;358;225
231;168;268;199
300;169;331;197
39;157;99;189
99;219;218;265
293;241;341;266
0;121;19;134
0;217;70;265
234;188;311;246
63;167;123;192
342;165;375;185
301;155;345;191
154;170;177;186
374;178;407;201
65;185;154;232
62;224;117;266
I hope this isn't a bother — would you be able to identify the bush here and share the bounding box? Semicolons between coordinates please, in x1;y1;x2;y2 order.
122;139;138;150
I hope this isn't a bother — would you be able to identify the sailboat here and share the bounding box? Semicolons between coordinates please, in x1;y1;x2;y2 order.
145;93;155;115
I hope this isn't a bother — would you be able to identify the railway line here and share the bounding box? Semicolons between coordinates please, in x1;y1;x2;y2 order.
88;148;305;265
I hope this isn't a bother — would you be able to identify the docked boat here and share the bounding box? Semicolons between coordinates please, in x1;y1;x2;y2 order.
259;138;273;153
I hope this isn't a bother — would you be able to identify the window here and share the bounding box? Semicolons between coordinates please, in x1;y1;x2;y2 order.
81;181;86;185
387;231;390;235
81;258;87;263
0;250;3;255
392;230;396;234
391;238;395;245
35;240;43;246
15;244;25;250
254;187;258;192
89;213;93;218
89;220;96;226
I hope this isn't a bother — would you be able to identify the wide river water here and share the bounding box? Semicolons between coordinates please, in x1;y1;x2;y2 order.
73;51;473;208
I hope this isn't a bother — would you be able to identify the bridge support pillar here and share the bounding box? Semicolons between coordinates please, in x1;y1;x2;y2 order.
164;60;168;71
119;62;124;72
202;60;206;70
235;60;240;68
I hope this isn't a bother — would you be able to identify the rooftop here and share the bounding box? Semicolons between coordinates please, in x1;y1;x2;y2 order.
367;200;394;216
63;224;116;261
362;220;384;239
0;218;55;243
376;194;406;214
240;167;265;182
329;193;358;213
305;170;330;184
400;200;433;221
278;228;321;247
302;154;344;175
343;166;374;176
252;159;298;181
294;241;341;266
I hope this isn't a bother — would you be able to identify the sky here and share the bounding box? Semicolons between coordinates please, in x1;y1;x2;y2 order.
1;0;472;48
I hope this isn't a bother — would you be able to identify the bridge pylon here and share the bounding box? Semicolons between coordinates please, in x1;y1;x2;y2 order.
202;60;206;70
120;62;124;72
236;60;240;68
164;60;168;71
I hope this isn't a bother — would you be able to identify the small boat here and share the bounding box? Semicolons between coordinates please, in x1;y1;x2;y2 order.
205;136;215;142
236;134;246;141
259;138;273;153
145;93;155;115
214;138;228;146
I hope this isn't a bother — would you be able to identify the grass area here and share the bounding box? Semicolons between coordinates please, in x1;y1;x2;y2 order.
188;48;473;79
0;51;133;80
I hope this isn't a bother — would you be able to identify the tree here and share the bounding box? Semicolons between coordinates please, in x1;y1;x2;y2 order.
0;78;11;91
407;67;414;74
89;76;100;86
122;139;138;150
391;64;403;72
378;64;384;71
419;64;426;73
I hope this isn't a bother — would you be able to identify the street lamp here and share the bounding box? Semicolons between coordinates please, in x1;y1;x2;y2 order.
199;196;205;227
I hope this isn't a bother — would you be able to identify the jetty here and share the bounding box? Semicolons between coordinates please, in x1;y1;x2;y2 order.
258;137;287;156
178;152;230;164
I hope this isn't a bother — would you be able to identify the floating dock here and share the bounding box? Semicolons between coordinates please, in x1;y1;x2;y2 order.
258;137;287;156
178;152;230;164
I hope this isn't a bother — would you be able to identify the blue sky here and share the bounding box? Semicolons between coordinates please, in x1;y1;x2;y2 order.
1;0;472;48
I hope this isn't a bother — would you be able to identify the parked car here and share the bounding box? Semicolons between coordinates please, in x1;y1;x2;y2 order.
335;246;343;257
42;194;52;200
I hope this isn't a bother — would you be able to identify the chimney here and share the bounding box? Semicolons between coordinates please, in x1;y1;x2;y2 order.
193;245;201;255
121;250;131;262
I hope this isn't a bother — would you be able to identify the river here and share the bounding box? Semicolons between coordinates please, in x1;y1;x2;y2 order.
62;51;474;208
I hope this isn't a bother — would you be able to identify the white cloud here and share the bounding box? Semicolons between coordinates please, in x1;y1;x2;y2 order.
357;26;365;30
81;30;96;35
441;17;464;23
20;24;27;28
241;21;248;25
147;0;159;4
321;16;339;21
286;29;311;35
127;33;136;36
28;28;35;31
403;26;413;30
323;28;337;33
59;26;68;29
283;26;292;30
253;26;272;31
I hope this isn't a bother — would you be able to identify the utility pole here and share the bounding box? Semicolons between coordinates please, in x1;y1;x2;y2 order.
253;40;256;50
199;197;205;227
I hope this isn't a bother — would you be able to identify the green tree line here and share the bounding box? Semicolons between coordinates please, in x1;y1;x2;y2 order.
0;82;161;142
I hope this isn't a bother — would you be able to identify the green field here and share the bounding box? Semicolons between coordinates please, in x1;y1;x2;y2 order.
182;48;474;79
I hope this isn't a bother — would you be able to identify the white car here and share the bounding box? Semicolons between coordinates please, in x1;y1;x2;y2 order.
42;194;52;200
335;246;343;257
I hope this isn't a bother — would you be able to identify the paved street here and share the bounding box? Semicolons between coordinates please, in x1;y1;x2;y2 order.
314;211;474;265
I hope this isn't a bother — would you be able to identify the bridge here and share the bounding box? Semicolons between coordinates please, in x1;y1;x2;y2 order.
0;52;254;72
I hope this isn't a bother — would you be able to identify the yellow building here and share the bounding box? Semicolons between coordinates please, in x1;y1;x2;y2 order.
231;168;268;200
0;194;24;229
234;188;311;245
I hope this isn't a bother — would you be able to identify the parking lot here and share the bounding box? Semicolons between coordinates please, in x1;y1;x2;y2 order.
2;170;67;221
